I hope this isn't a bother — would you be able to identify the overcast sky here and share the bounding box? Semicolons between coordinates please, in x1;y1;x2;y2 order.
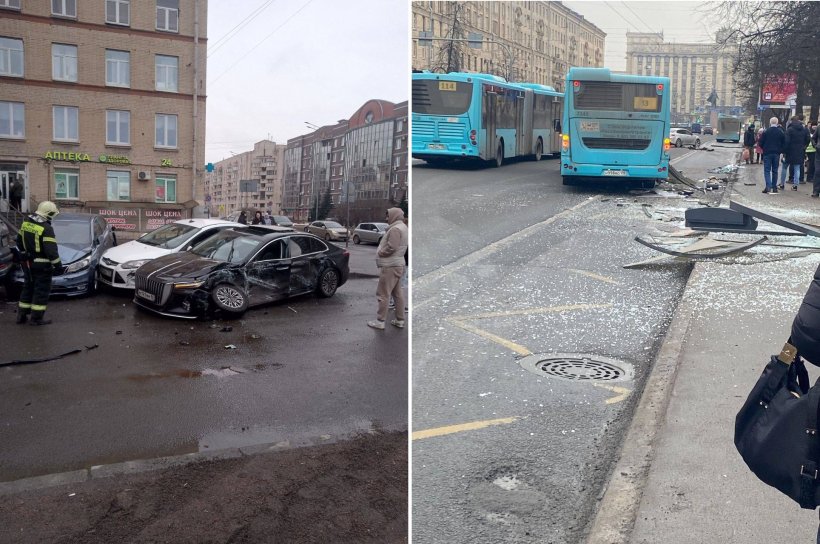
563;1;716;70
204;0;409;163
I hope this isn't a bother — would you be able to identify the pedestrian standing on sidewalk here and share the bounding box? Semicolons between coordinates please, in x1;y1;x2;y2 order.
759;117;786;194
806;122;817;185
812;126;820;198
743;124;756;164
783;114;810;190
368;207;408;331
754;127;764;164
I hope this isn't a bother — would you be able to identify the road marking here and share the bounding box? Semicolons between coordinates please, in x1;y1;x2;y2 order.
412;417;518;440
450;319;533;356
414;196;601;291
568;269;621;285
593;383;631;404
670;148;700;165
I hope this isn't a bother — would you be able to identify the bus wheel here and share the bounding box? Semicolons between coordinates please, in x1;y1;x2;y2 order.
562;176;574;186
534;139;543;161
493;142;504;167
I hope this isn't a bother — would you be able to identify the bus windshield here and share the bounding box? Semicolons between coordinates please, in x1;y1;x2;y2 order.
574;82;662;113
412;79;473;116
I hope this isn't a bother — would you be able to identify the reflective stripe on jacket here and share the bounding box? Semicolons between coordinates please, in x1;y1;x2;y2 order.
17;218;61;270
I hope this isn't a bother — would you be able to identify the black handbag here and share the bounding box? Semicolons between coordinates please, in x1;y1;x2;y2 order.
734;341;820;509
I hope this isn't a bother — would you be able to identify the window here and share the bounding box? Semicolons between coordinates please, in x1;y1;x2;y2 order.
51;0;76;17
396;119;404;132
393;156;401;168
53;106;78;141
52;43;78;82
395;138;401;150
0;37;23;77
55;170;79;199
105;49;130;87
0;0;21;10
155;175;176;203
107;170;130;201
155;55;178;92
106;0;130;25
106;110;130;145
0;101;24;138
155;114;177;148
156;0;179;32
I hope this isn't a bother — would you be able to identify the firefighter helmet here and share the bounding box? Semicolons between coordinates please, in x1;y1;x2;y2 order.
35;200;60;220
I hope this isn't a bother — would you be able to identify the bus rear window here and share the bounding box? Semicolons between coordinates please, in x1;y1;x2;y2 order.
574;82;662;112
412;79;473;115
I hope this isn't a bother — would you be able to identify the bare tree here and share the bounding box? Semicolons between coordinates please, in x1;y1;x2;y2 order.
433;2;466;74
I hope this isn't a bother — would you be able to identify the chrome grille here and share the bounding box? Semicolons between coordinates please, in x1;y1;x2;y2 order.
134;274;169;304
582;137;650;150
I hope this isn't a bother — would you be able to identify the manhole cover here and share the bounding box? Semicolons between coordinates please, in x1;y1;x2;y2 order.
518;353;633;382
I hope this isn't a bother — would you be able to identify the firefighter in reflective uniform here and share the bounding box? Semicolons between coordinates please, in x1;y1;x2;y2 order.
16;201;62;325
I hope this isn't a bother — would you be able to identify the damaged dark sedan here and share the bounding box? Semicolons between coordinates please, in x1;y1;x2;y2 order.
133;226;349;319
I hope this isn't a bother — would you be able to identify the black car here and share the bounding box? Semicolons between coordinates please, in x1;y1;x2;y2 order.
132;226;349;318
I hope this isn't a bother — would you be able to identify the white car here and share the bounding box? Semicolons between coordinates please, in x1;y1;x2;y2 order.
669;128;700;148
97;218;243;289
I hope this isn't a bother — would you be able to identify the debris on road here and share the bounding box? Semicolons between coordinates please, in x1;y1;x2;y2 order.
707;164;739;174
224;344;237;349
0;348;82;368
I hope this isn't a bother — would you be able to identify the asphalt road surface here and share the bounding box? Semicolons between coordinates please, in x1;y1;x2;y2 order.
411;138;738;543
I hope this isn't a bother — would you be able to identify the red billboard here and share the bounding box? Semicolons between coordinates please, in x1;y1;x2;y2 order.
759;73;798;106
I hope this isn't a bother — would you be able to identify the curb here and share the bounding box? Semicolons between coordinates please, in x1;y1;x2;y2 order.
0;431;392;496
584;155;738;544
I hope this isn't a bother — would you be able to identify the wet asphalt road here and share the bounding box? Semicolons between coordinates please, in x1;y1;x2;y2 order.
0;243;408;482
411;139;737;543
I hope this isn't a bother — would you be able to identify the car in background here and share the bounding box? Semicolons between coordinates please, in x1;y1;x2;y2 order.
669;127;701;148
703;125;714;135
0;222;17;297
13;212;117;296
690;122;702;134
352;222;387;245
269;215;293;228
98;218;243;290
133;227;349;319
304;220;348;242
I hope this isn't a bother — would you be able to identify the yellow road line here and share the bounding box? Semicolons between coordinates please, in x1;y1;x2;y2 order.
412;417;518;440
450;303;612;321
568;269;621;285
450;319;532;356
593;383;631;404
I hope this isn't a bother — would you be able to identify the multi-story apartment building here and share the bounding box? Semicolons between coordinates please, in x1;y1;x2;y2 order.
0;0;206;235
412;1;605;91
203;140;285;219
626;31;742;123
282;99;408;225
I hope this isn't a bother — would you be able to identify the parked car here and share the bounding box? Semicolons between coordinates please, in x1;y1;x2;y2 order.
352;222;388;245
690;122;702;134
703;125;714;135
0;222;16;296
269;215;294;227
133;227;349;319
12;212;117;297
98;218;243;290
304;220;348;242
669;128;700;148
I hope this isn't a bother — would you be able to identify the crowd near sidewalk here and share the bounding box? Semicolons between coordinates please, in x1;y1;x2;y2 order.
746;114;819;197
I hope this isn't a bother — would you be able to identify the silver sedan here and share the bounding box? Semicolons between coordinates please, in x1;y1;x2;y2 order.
669;128;701;148
304;220;349;241
352;222;388;245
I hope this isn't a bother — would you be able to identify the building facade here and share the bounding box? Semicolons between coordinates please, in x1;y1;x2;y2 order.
412;1;605;91
203;140;285;219
282;99;408;225
0;0;206;235
626;31;743;123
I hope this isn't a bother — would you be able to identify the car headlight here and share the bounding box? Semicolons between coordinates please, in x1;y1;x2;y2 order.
174;281;204;290
122;259;151;270
64;258;90;274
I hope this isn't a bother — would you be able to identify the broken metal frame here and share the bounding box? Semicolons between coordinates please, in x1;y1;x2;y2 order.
729;201;820;237
634;235;768;259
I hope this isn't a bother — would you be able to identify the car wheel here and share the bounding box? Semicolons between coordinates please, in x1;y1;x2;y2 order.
676;139;682;148
304;227;309;232
86;272;97;297
493;142;504;167
317;268;340;298
325;233;331;241
353;235;360;244
534;138;543;161
212;284;248;316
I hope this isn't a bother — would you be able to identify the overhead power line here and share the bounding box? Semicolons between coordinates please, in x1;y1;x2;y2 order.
621;2;657;34
207;0;279;58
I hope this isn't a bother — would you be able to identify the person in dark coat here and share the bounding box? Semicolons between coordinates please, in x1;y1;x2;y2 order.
783;115;810;190
758;117;786;193
792;263;820;365
743;124;756;164
9;177;23;211
252;211;263;225
237;211;248;225
812;126;820;198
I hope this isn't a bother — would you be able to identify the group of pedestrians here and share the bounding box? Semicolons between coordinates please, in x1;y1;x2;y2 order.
236;210;275;225
751;114;819;197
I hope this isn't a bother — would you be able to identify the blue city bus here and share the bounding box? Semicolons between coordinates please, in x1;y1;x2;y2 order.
560;67;671;188
412;71;564;167
716;115;742;143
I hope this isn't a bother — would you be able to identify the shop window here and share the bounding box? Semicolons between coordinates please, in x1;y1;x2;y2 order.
55;170;79;199
106;170;130;201
155;176;176;203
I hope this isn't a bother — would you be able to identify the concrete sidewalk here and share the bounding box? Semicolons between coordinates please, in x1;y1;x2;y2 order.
588;159;820;543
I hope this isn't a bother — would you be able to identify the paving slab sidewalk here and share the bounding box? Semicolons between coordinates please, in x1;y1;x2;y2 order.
589;160;820;543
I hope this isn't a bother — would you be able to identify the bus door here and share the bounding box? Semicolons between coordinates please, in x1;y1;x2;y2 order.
518;90;531;157
551;101;563;153
482;87;497;160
